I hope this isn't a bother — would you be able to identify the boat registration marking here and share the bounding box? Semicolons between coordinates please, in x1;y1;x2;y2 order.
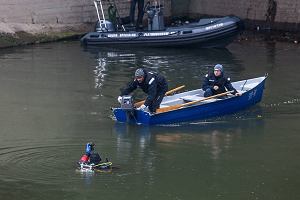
107;33;138;38
143;32;175;36
106;32;176;38
205;23;224;30
248;89;257;100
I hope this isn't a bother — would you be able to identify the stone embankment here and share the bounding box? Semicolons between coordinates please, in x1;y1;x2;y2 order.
0;0;92;47
0;23;91;48
0;0;299;48
0;0;172;48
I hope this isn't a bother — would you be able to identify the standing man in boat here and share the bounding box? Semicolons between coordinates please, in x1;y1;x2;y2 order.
118;68;168;113
129;0;144;30
202;64;241;97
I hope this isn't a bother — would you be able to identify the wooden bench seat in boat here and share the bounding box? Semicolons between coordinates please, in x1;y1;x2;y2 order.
180;95;220;103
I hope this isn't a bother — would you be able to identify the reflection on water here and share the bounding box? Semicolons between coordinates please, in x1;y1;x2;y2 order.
0;41;300;200
94;56;107;90
86;46;247;108
113;117;265;161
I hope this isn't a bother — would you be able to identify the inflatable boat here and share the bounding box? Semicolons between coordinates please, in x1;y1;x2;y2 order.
77;161;113;172
80;1;244;48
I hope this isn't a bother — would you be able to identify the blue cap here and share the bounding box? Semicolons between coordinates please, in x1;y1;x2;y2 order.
214;64;223;72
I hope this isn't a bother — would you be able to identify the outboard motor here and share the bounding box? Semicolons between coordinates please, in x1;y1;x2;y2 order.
95;20;116;32
120;95;137;122
120;95;134;110
147;3;165;31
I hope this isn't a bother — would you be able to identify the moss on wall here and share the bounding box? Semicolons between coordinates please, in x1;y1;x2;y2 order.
0;31;84;48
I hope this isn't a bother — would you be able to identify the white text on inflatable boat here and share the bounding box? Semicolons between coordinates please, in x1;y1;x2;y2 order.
106;32;177;38
205;23;224;30
107;33;137;37
143;32;176;36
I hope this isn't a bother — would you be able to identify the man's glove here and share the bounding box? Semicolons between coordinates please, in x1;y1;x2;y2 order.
137;104;147;111
213;85;219;91
117;96;122;103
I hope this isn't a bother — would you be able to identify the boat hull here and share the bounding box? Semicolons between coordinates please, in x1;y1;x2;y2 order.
81;16;243;48
113;76;267;125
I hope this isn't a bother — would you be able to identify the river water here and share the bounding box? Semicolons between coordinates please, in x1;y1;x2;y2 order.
0;40;299;200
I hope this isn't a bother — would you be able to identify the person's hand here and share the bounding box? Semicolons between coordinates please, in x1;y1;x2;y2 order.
137;104;147;111
213;85;219;90
235;92;242;96
117;96;122;103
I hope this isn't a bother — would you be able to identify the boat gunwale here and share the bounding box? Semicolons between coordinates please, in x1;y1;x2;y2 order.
85;23;238;41
151;76;267;116
84;28;239;47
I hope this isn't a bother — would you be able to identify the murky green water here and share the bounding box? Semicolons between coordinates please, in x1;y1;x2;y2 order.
0;40;299;200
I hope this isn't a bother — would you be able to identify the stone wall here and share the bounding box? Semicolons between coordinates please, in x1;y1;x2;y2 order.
0;0;299;33
173;0;300;31
0;0;171;34
0;0;93;24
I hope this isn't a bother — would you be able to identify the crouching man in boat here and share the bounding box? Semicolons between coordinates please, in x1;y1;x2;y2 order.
202;64;241;97
118;68;168;113
79;142;101;165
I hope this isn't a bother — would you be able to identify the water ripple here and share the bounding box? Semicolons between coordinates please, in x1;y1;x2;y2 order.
0;143;81;185
262;98;300;107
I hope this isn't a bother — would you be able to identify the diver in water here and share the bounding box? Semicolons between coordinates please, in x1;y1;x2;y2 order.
79;142;102;165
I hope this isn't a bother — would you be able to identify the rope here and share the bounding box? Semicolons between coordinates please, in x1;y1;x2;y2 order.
241;79;248;91
93;161;112;167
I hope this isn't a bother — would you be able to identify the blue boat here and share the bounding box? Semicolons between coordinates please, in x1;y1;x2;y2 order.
112;75;267;125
